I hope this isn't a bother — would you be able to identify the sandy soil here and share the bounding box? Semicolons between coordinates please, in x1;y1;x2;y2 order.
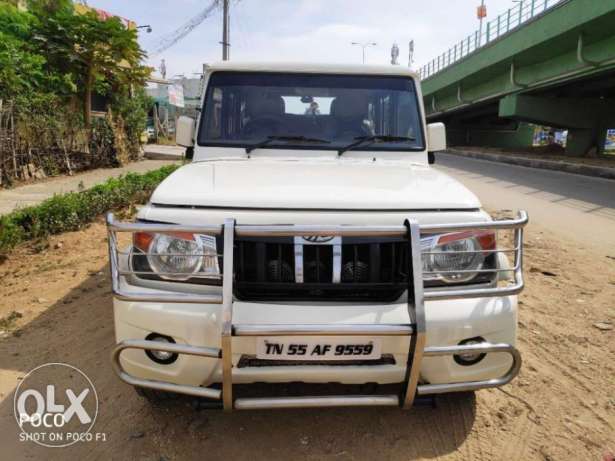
0;217;613;460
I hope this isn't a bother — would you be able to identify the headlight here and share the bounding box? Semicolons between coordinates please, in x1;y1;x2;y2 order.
133;232;220;282
421;231;495;284
148;233;203;280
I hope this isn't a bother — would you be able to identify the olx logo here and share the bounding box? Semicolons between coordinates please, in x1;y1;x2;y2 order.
13;363;102;448
17;385;92;428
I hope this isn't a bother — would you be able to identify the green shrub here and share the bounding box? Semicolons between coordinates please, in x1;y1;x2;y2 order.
0;164;178;254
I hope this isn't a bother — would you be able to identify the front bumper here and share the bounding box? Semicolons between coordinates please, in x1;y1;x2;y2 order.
107;212;527;410
114;295;517;387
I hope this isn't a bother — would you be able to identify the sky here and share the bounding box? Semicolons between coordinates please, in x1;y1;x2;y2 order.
87;0;522;79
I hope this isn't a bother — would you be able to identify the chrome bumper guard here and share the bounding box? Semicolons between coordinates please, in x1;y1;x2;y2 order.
107;211;528;411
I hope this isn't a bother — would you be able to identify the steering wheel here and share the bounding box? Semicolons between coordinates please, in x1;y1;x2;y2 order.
243;117;284;138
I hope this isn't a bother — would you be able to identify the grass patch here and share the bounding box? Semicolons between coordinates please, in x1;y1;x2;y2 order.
0;311;23;331
0;164;178;255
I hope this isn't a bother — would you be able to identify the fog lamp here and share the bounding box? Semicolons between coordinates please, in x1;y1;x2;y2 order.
145;333;178;364
453;337;487;366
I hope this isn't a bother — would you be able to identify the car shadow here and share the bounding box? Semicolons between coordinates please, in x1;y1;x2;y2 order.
0;262;476;460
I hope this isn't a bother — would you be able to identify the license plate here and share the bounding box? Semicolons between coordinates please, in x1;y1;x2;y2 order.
256;338;382;361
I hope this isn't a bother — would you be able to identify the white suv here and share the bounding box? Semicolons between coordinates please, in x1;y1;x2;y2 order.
107;62;527;411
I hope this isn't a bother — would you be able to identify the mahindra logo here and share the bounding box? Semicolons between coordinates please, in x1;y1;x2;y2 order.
302;236;335;244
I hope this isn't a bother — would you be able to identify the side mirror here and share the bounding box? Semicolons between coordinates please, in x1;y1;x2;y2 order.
427;122;447;155
176;116;195;147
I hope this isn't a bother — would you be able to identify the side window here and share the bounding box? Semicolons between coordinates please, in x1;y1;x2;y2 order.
382;95;392;135
370;94;391;135
371;92;417;138
205;88;222;139
222;90;237;138
205;88;247;140
396;92;418;139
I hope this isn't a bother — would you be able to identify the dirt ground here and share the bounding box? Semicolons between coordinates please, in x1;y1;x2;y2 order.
0;216;613;460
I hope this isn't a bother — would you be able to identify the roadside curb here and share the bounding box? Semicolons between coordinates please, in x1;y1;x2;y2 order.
143;145;185;161
447;148;615;181
143;151;184;161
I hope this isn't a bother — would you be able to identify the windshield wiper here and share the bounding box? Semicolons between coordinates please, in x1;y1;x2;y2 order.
246;135;331;154
337;135;416;156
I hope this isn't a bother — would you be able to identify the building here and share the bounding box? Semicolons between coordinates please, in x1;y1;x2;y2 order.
73;3;136;30
146;75;204;139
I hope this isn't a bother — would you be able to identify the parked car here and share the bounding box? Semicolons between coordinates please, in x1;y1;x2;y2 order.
107;62;528;411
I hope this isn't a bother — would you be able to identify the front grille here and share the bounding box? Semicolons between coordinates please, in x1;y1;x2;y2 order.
234;236;411;302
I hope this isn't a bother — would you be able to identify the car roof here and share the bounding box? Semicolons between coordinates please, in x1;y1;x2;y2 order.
205;61;419;79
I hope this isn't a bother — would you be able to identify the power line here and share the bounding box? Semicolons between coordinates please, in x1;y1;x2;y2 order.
233;0;249;51
151;0;222;56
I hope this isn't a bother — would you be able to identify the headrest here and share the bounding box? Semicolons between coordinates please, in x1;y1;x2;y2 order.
331;94;368;118
246;93;285;117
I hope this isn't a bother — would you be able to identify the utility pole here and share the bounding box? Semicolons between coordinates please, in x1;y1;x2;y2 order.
222;0;230;60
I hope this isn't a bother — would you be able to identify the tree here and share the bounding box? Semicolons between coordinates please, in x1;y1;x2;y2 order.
69;12;147;127
0;0;151;179
28;4;148;127
0;4;46;102
3;1;149;124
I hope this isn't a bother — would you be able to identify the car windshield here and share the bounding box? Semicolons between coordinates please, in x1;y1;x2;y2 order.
198;72;425;152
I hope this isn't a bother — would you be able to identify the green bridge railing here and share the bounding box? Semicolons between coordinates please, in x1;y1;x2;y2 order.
419;0;565;80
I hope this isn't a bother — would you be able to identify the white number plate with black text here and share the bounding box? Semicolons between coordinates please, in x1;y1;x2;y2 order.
256;338;382;361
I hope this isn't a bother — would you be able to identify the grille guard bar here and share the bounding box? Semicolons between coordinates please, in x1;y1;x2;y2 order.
110;339;522;408
111;339;222;400
107;211;528;410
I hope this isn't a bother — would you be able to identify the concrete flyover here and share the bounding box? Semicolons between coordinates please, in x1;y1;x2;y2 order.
420;0;615;156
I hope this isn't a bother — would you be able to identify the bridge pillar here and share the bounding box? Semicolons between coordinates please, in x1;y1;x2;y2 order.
499;94;613;156
566;125;609;157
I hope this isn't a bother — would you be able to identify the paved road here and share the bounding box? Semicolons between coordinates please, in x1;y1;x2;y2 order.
0;159;177;216
436;153;615;252
4;150;612;251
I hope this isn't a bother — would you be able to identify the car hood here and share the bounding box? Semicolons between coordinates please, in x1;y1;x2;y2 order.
150;159;481;210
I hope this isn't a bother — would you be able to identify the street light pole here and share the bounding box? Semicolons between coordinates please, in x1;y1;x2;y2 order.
478;0;486;46
351;42;377;64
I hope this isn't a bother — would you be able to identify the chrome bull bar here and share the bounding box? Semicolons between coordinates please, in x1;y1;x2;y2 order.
111;340;222;400
417;343;522;395
107;211;528;411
